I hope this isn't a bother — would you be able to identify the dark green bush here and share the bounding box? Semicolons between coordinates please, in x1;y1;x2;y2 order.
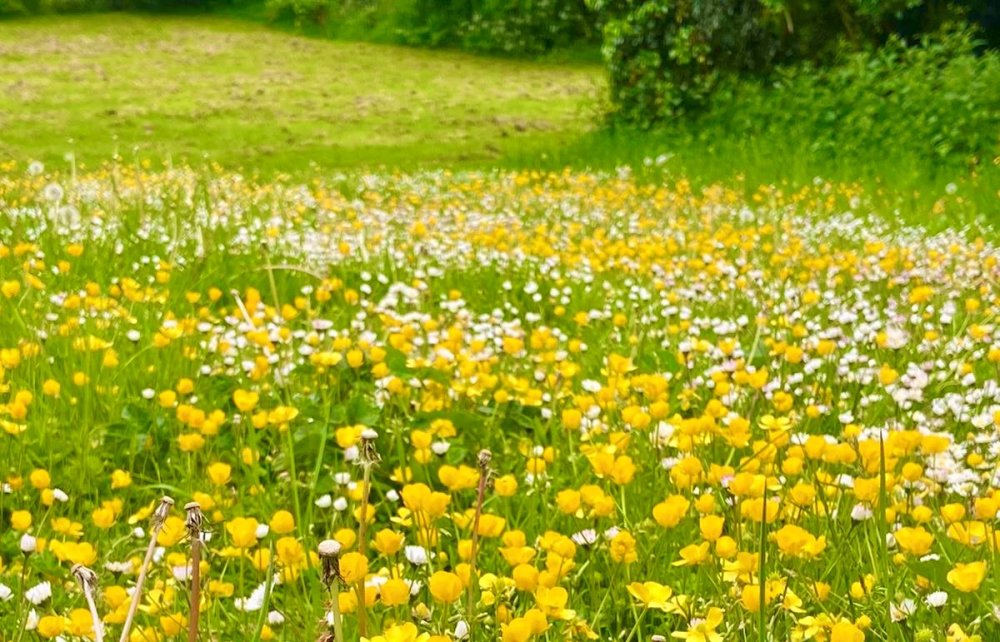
682;29;1000;164
590;0;781;125
591;0;998;127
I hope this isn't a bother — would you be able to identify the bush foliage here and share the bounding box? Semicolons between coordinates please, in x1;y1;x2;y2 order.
681;29;1000;164
591;0;1000;127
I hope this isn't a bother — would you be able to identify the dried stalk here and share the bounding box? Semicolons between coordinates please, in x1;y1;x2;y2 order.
72;564;104;642
355;429;380;638
466;449;492;633
185;501;205;642
119;496;174;642
318;540;344;642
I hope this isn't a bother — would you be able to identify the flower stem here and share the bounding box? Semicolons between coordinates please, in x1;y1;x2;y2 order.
330;581;345;642
466;454;490;633
73;565;104;642
356;461;373;638
187;539;201;642
120;496;174;642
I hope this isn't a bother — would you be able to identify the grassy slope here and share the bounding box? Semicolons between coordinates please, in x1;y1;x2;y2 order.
0;14;602;173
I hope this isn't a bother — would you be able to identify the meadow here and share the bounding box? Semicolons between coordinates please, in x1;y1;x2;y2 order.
0;15;599;171
2;10;1000;642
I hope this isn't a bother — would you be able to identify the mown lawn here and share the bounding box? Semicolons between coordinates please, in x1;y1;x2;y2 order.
0;14;601;173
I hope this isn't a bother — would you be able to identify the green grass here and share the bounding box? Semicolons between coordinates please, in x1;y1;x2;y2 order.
507;128;1000;230
0;13;602;173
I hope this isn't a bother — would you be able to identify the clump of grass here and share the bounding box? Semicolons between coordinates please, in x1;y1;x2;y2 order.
354;428;379;637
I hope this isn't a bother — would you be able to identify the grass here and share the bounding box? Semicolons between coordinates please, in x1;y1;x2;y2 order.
508;128;1000;231
0;13;602;173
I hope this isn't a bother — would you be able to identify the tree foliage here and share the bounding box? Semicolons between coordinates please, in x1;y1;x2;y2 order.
589;0;999;126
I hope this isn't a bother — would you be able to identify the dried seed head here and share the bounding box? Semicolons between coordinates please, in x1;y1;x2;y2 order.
184;501;205;541
318;539;342;558
71;563;99;590
358;430;381;465
318;539;343;587
151;496;174;530
477;449;492;470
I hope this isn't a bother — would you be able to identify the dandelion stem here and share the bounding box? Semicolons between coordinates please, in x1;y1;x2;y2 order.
185;502;205;642
319;540;345;642
329;582;345;642
356;461;373;638
355;430;380;639
188;541;202;642
358;462;373;558
466;449;492;634
120;496;174;642
758;486;768;642
72;564;104;642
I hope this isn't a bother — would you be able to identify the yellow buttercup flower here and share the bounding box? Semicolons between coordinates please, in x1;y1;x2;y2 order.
111;469;132;489
36;615;66;639
627;581;673;610
947;561;987;593
206;461;232;486
10;509;31;531
226;517;259;549
269;510;295;534
830;621;865;642
339;552;369;584
379;577;411;606
428;570;463;603
233;389;260;412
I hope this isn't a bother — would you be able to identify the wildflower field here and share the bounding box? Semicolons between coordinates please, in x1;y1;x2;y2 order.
1;159;998;642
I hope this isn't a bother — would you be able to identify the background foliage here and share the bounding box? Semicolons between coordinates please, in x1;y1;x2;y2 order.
642;28;1000;169
1;0;998;166
590;0;999;126
261;0;598;54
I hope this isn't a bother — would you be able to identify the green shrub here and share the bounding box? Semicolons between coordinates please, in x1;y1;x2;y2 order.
686;29;1000;164
591;0;997;127
591;0;781;125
